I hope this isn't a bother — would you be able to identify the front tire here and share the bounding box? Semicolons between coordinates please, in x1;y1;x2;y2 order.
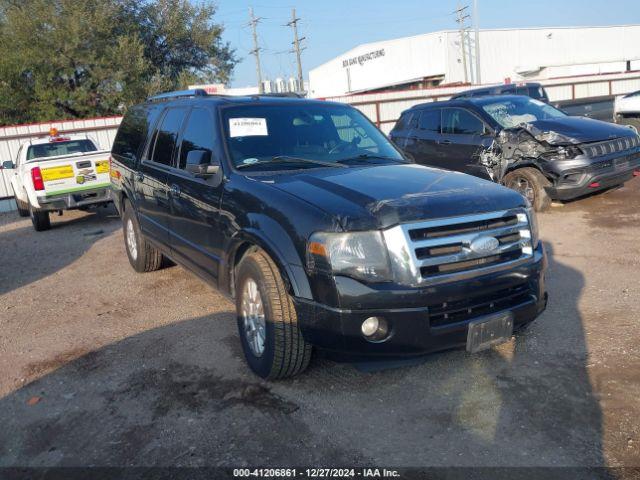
29;204;51;231
122;199;163;273
236;249;312;380
503;167;551;212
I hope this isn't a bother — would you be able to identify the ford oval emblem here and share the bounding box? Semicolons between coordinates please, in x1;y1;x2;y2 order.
469;235;500;255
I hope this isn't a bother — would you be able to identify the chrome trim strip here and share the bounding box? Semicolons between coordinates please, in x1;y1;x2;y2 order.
410;221;528;249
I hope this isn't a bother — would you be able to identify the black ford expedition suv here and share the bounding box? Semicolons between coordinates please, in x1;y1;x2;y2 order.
110;89;547;379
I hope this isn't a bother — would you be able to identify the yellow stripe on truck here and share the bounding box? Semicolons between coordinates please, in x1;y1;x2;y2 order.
41;165;74;182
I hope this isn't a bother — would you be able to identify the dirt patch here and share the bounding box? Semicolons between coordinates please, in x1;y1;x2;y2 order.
110;363;300;419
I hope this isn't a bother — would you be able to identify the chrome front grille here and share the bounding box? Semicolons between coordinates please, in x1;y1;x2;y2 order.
383;209;534;286
585;135;640;158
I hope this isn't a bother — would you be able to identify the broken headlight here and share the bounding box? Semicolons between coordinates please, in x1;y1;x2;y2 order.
544;145;583;160
307;231;392;282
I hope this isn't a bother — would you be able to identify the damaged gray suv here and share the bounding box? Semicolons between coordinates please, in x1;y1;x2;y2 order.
391;95;640;210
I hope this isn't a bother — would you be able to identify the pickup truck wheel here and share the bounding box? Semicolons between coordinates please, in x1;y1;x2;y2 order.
122;200;163;273
29;204;51;231
503;167;551;212
15;197;29;217
236;249;312;379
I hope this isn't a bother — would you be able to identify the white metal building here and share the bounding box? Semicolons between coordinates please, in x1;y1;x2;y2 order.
309;25;640;98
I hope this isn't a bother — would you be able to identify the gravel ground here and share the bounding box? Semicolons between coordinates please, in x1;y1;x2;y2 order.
0;181;639;475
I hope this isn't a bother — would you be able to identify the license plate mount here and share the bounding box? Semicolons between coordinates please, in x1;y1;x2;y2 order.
466;312;514;353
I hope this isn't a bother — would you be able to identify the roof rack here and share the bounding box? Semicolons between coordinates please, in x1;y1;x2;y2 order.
147;89;209;102
254;92;305;98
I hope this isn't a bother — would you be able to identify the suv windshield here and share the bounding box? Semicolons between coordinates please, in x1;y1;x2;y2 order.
480;97;565;129
222;103;404;170
27;139;97;160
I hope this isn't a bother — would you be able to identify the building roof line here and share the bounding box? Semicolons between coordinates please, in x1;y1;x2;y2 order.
311;24;640;73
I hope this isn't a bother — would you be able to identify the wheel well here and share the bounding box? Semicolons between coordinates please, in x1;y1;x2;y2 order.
504;164;554;184
230;242;293;298
230;243;258;298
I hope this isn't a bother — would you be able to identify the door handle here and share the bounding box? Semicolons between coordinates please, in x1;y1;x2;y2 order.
169;184;180;197
436;140;452;145
135;172;144;182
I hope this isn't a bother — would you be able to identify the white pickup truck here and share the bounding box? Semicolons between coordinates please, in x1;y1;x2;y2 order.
1;129;112;231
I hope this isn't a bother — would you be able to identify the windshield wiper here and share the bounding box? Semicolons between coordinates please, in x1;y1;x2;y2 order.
336;154;410;164
236;155;346;170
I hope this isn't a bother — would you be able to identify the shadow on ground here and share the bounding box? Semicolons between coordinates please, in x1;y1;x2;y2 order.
0;237;615;477
0;205;120;296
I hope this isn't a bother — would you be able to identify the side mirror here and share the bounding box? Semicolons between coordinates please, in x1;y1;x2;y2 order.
185;150;219;177
1;160;15;170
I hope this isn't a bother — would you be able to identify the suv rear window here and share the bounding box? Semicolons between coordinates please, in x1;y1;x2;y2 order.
112;105;162;167
394;111;416;130
27;139;97;160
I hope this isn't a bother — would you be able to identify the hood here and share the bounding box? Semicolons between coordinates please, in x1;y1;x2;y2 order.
264;164;526;231
522;117;636;145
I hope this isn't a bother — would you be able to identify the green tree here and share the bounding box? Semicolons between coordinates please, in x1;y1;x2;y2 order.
0;0;236;125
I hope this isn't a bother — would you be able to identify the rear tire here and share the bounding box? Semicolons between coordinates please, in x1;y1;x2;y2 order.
15;197;29;217
236;248;312;380
29;204;51;231
503;167;551;212
122;199;163;273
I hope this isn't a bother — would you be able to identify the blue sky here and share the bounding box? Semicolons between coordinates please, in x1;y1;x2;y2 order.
215;0;640;87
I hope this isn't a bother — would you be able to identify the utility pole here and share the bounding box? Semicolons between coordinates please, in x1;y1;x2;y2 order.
249;7;264;93
474;0;481;84
454;4;471;84
286;8;305;92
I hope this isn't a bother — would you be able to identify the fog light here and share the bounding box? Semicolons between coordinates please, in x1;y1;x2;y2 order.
361;317;379;336
361;316;389;342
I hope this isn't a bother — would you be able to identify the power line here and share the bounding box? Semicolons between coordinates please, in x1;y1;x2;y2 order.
473;0;482;84
453;3;471;83
285;8;305;92
248;7;264;93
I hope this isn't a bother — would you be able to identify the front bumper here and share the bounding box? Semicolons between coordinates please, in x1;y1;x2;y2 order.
545;152;640;201
37;186;112;211
294;245;547;357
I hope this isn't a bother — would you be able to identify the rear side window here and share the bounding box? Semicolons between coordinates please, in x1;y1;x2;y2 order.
442;108;485;135
418;109;441;133
178;109;216;170
112;105;161;167
150;108;187;166
395;111;416;130
27;139;97;160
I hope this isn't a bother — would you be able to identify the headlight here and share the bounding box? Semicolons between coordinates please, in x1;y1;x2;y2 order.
525;207;540;249
307;231;392;282
543;145;582;160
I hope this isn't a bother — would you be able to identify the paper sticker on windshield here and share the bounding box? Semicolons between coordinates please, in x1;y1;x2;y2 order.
229;118;268;137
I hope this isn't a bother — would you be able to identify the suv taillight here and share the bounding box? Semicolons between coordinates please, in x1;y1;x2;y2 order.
31;166;45;191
